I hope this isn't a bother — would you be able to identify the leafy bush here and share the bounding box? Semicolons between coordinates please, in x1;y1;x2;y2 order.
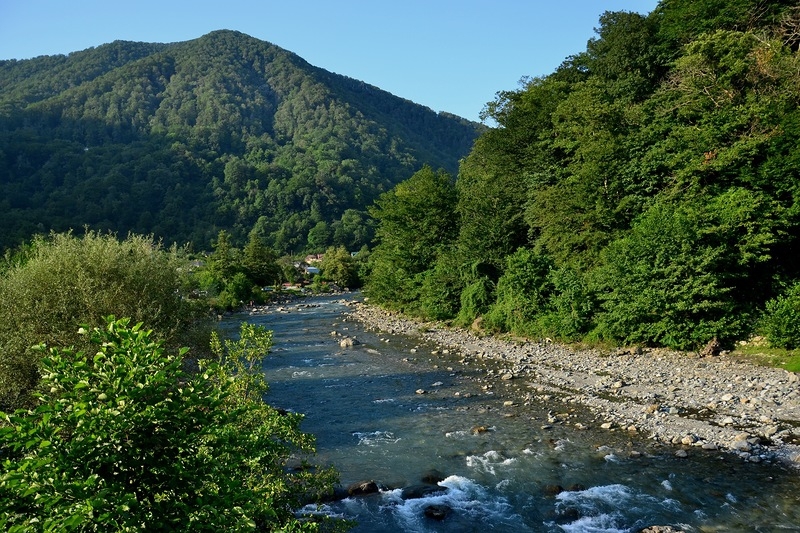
0;318;343;531
593;190;775;349
454;277;495;327
760;282;800;349
537;266;595;341
483;248;554;335
0;232;208;411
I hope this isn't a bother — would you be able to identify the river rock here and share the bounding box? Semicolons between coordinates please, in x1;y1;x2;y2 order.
347;480;380;496
339;337;360;348
420;469;446;484
401;484;447;500
423;504;451;520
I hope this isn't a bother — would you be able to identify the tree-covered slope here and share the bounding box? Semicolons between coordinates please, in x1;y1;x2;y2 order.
365;0;800;351
0;30;482;252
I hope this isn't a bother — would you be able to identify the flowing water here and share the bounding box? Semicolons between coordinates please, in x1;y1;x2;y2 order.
220;295;800;532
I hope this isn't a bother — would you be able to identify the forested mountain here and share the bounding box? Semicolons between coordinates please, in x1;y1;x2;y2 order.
0;30;482;252
366;0;800;351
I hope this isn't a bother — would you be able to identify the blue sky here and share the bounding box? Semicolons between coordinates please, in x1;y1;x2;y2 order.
0;1;659;122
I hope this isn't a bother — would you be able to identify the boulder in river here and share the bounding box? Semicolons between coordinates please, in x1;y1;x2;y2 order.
340;337;360;348
401;484;448;500
347;480;380;496
423;504;451;521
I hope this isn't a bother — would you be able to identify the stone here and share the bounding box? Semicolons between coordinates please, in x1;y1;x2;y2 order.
700;337;722;357
339;337;360;348
543;484;564;495
420;469;446;484
401;484;447;500
471;425;490;435
501;373;514;380
423;504;451;520
731;440;752;452
347;480;380;496
415;389;426;394
674;449;689;458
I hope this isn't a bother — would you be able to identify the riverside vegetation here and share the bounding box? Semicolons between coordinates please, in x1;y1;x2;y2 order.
365;1;800;357
3;0;800;529
0;233;350;531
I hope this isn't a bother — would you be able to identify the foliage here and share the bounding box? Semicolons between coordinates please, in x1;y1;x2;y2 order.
365;166;458;311
0;31;481;254
0;317;342;531
369;1;800;352
319;246;358;288
0;231;207;411
760;281;800;349
483;248;554;336
199;230;283;310
593;189;776;349
454;276;494;328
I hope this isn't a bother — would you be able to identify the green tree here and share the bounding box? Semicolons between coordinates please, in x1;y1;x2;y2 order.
242;231;280;287
319;246;358;288
366;166;458;309
594;189;777;349
0;232;206;411
0;318;343;531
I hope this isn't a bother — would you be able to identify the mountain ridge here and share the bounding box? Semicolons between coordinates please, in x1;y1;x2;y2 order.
0;30;483;252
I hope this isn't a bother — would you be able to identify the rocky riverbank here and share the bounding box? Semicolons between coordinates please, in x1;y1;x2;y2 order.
345;301;800;469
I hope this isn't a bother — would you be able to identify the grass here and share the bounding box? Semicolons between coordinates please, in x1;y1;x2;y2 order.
731;344;800;372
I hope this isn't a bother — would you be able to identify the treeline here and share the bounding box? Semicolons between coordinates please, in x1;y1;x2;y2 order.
365;0;800;351
0;30;481;253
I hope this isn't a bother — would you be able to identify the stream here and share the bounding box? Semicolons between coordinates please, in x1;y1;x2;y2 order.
220;294;800;532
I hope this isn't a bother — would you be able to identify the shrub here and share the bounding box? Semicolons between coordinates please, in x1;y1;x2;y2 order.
0;231;208;411
760;282;800;349
593;190;774;349
0;318;343;531
483;248;554;335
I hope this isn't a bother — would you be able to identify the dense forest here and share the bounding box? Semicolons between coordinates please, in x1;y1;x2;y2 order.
0;30;482;253
366;0;800;352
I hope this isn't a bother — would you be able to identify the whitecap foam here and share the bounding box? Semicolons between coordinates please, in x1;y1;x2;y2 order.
372;398;396;404
465;450;517;475
555;484;685;532
381;475;531;532
352;430;400;446
555;513;628;533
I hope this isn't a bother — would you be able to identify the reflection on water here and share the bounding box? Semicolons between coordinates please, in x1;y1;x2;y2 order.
221;295;800;532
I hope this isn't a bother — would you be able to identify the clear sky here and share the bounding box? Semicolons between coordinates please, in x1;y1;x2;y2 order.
0;1;659;122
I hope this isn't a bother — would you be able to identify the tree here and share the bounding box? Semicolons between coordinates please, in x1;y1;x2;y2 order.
0;232;206;411
366;166;458;309
319;246;358;288
593;189;777;349
242;231;280;287
0;318;344;531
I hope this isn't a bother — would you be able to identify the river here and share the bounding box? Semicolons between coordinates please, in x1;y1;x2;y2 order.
220;294;800;532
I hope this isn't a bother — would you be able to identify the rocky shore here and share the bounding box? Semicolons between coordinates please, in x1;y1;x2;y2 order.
346;301;800;469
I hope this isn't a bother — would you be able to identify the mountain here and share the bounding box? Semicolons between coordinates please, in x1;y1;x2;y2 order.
0;30;483;252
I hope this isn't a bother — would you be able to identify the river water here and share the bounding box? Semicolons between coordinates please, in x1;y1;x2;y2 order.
221;295;800;532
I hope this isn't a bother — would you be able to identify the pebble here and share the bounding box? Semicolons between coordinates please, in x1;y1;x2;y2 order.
348;301;800;468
